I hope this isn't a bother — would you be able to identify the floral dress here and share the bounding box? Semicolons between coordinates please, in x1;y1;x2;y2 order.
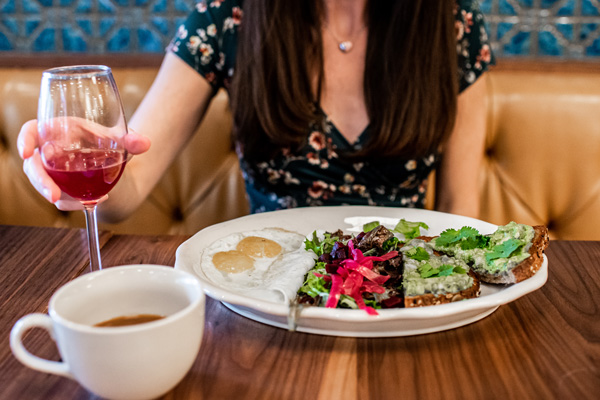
168;0;494;213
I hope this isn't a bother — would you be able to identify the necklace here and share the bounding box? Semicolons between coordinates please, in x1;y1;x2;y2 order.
324;23;366;53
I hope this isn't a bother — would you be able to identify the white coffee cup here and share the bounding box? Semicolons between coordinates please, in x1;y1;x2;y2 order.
10;264;205;400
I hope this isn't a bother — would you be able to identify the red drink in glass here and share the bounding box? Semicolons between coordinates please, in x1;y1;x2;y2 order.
43;148;127;203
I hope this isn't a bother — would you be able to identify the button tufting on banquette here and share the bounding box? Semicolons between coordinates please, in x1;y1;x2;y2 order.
1;62;599;239
479;68;600;240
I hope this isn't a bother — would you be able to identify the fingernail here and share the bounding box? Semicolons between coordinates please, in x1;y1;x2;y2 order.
42;188;51;201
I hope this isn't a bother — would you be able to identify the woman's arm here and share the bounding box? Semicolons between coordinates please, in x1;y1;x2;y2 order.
435;73;488;218
98;53;216;222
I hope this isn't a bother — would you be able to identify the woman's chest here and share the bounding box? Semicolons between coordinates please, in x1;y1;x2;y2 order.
319;33;369;145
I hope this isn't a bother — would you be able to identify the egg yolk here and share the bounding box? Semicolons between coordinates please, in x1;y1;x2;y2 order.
236;236;282;258
212;250;255;273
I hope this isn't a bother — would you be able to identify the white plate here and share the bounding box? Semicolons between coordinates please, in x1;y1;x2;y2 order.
175;206;548;337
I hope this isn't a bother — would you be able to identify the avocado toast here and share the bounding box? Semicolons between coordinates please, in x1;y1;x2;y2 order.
430;222;550;285
400;237;481;307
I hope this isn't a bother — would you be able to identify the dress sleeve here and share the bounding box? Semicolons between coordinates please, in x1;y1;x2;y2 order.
166;0;242;91
455;0;495;92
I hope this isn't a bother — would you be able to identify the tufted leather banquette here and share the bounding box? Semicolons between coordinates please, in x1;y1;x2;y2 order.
1;60;599;239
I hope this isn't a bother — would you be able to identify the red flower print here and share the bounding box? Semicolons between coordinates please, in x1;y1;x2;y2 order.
461;10;473;33
479;44;491;63
308;131;326;151
352;184;366;196
205;72;216;83
339;185;351;194
308;181;327;199
207;24;217;37
327;137;338;158
232;7;243;24
307;152;321;166
187;36;201;53
199;43;212;57
308;181;333;199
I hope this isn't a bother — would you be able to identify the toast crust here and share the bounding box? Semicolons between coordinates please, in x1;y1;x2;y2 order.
476;225;549;284
404;270;481;308
515;225;549;282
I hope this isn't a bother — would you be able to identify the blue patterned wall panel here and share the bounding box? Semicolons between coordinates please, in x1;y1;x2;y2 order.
0;0;599;59
482;0;600;58
0;0;193;53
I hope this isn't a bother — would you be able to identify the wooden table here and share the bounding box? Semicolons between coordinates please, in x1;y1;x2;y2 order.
0;224;598;399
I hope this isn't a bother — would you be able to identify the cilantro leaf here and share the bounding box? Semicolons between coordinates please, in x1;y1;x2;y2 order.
453;266;467;274
417;263;437;278
436;226;487;249
434;228;460;247
458;226;480;238
460;234;490;250
437;264;456;277
405;247;430;261
417;263;468;278
485;238;523;264
393;219;429;240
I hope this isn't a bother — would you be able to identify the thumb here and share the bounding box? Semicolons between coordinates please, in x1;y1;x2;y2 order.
124;129;151;155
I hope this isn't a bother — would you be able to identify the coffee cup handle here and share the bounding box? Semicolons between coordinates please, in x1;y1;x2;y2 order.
10;313;73;379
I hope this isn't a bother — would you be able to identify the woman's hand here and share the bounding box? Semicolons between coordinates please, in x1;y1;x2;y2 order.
17;119;151;211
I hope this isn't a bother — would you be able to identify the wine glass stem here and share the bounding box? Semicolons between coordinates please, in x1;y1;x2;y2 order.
83;204;102;272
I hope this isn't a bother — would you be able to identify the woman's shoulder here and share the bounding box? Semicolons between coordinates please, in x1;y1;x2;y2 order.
453;0;494;91
167;0;243;89
453;0;489;38
187;0;243;26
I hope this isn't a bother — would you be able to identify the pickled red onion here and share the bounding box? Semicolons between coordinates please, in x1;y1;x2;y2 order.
316;240;398;315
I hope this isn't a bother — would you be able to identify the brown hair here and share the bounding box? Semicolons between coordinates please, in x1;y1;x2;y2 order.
230;0;458;161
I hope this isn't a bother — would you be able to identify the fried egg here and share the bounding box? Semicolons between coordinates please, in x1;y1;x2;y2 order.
200;228;316;303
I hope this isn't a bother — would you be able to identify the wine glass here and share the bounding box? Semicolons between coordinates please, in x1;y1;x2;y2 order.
37;65;128;272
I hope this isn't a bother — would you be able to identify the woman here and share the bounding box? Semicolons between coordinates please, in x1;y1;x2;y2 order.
18;0;493;222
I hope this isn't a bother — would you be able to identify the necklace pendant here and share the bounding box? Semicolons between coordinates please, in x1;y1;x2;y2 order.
339;41;353;53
